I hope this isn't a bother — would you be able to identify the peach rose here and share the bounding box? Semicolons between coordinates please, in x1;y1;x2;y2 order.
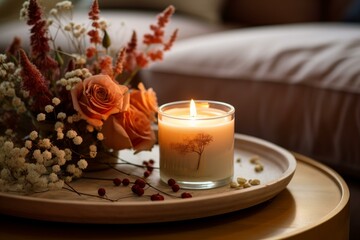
130;82;158;121
102;105;156;152
71;74;129;127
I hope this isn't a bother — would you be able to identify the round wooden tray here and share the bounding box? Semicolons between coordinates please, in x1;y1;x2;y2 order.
0;134;296;223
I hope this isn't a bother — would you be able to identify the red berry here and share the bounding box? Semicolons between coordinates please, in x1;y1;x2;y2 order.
131;184;144;196
144;170;151;178
122;178;130;186
135;179;146;188
172;184;180;192
151;193;164;201
113;178;122;186
137;188;145;196
181;192;192;198
147;166;154;172
167;178;176;186
149;159;155;165
131;184;139;193
97;187;106;196
142;161;149;166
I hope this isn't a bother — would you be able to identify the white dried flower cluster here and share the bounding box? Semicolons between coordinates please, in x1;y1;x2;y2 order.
37;113;46;121
97;133;104;141
0;92;105;193
52;97;61;106
55;1;73;11
48;0;73;20
0;54;27;114
0;135;65;192
98;18;109;31
19;1;29;21
45;105;54;113
89;144;97;158
57;68;92;90
73;54;87;65
45;2;93;55
64;21;87;39
57;112;66;120
77;159;88;169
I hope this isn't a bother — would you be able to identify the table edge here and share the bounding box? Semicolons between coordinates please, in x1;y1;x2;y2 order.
276;152;350;239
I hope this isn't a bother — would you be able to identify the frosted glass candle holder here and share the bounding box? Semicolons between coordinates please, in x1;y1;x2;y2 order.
158;100;235;189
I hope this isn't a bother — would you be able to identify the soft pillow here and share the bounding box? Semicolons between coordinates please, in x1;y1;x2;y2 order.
95;0;226;23
149;23;360;94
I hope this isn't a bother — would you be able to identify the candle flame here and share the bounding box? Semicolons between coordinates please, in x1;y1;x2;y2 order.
190;99;197;118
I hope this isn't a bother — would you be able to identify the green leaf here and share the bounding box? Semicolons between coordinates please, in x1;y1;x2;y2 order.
102;30;111;49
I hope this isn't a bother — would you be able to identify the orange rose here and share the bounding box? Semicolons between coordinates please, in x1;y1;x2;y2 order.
71;74;129;127
102;105;156;152
130;82;158;121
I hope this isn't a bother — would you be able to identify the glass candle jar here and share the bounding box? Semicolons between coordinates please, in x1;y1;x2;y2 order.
158;100;235;189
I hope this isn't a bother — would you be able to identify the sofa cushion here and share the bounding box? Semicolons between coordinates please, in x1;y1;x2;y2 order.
148;23;360;94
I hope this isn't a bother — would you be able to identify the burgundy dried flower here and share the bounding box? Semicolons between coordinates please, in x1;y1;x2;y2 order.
148;50;163;61
86;47;97;59
124;31;138;72
122;6;178;85
88;0;100;21
141;5;177;64
136;53;148;68
164;29;178;51
143;5;175;45
99;55;113;77
158;5;175;28
113;48;126;78
6;37;21;58
27;0;58;77
66;58;75;73
27;0;42;25
88;0;102;45
88;29;101;45
19;49;52;111
143;27;162;45
127;31;138;53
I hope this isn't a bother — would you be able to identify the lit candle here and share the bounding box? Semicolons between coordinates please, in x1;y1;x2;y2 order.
158;100;235;189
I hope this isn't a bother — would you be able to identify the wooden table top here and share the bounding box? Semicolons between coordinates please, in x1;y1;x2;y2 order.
0;153;349;240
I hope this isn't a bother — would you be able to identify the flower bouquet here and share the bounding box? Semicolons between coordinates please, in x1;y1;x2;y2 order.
0;0;177;192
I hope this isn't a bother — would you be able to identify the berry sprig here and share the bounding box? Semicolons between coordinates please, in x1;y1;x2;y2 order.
142;159;155;178
64;158;193;201
93;175;193;201
167;178;180;192
167;178;192;198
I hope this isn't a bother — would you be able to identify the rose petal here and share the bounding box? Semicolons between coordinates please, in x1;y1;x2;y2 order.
102;115;132;150
71;74;129;127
